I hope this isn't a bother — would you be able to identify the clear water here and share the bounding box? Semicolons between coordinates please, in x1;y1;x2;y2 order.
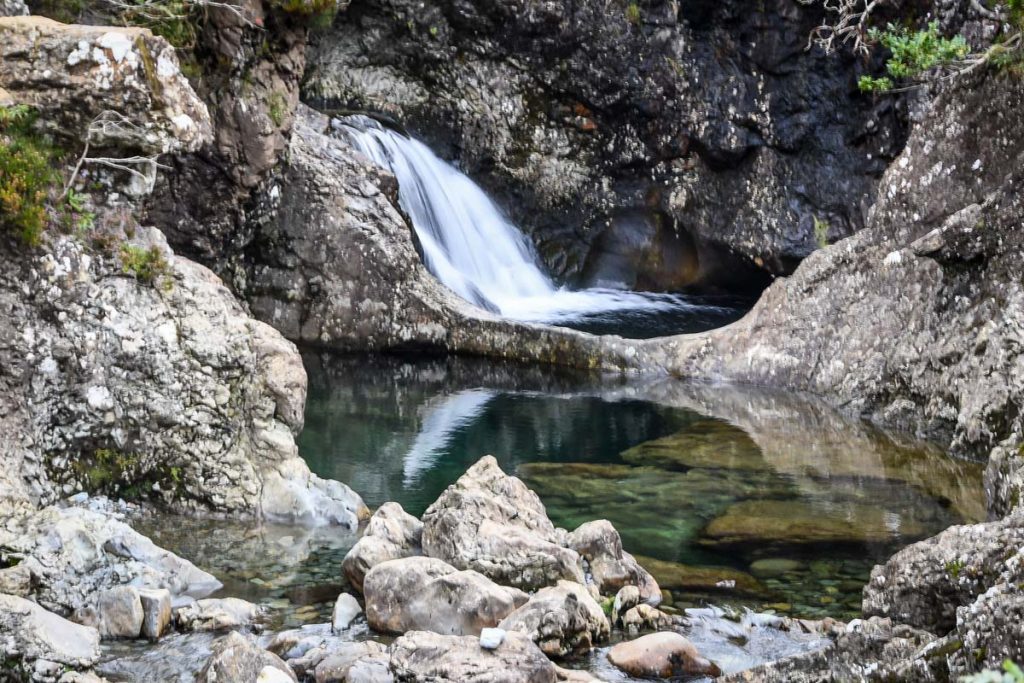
337;116;746;333
298;352;986;620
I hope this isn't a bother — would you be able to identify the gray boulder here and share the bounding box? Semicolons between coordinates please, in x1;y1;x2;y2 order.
175;597;262;632
567;520;659;602
267;626;385;681
421;456;584;591
138;588;172;641
197;631;296;683
0;594;101;674
343;502;423;592
93;586;143;639
363;556;526;636
388;630;558;683
498;580;609;657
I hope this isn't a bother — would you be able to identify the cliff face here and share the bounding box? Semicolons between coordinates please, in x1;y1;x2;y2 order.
304;0;905;287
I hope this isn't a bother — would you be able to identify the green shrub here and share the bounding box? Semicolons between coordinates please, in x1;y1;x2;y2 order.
0;106;59;248
859;22;970;92
121;244;172;289
625;1;641;25
268;91;287;127
961;660;1024;683
813;215;830;249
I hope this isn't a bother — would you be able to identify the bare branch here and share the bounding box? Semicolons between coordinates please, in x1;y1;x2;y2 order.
63;110;169;197
798;0;885;55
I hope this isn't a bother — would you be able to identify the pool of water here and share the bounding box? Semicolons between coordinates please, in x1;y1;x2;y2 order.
298;352;985;620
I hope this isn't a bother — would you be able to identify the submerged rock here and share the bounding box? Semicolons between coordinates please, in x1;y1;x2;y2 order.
343;502;423;593
607;631;721;679
421;456;584;591
633;555;768;599
701;499;928;547
498;580;610;657
363;556;526;636
388;630;558;683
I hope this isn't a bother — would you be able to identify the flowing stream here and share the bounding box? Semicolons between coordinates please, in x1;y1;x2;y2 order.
338;116;741;331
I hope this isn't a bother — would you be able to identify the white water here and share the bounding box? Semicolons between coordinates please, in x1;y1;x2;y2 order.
337;116;717;325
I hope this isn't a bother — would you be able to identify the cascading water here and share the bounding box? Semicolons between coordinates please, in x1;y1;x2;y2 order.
337;115;734;330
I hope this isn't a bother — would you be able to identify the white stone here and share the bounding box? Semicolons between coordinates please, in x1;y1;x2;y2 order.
479;627;506;649
331;593;361;632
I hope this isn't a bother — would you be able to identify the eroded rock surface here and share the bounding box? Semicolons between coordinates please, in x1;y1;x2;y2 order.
607;631;721;679
388;630;558;683
197;631;296;683
343;502;423;592
0;594;101;676
498;580;609;657
421;456;584;591
363;556;526;636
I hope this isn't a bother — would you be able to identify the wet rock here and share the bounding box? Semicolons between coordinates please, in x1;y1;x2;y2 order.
421;456;584;591
611;586;641;625
175;597;261;632
567;520;659;603
498;580;610;657
0;17;211;156
343;502;423;592
339;654;393;683
621;422;766;473
267;625;385;679
0;594;101;674
863;515;1024;634
93;586;143;639
702;499;928;546
363;556;526;636
607;631;721;679
621;604;674;636
388;630;557;682
315;646;389;683
331;593;361;632
138;588;172;641
197;631;296;683
260;457;369;529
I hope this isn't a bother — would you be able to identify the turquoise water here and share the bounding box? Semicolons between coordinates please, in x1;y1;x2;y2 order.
299;353;985;619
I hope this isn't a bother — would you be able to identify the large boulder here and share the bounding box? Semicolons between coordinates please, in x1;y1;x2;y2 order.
862;515;1024;634
498;581;609;657
91;586;144;639
343;502;423;592
0;17;211;155
197;631;297;683
567;520;659;602
0;594;101;675
0;505;219;616
607;631;721;679
363;556;526;636
421;456;585;591
388;630;558;683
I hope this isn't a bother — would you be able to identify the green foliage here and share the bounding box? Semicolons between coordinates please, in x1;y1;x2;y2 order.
813;215;830;249
0;106;59;248
268;92;287;127
945;558;965;579
858;74;894;92
860;21;969;92
625;1;641;25
27;0;87;23
1010;0;1024;30
121;244;172;289
961;660;1024;683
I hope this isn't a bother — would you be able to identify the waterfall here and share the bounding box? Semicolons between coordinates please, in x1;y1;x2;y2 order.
336;115;721;326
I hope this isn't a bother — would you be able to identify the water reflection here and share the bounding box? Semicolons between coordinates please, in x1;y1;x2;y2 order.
299;352;984;619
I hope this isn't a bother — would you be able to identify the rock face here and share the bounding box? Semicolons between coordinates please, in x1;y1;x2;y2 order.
305;0;904;283
607;631;721;679
0;226;366;524
343;502;423;592
388;630;558;683
666;67;1024;459
0;594;101;674
421;456;584;591
363;556;526;636
498;581;609;657
92;586;144;639
567;520;659;604
0;16;212;159
197;631;297;683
